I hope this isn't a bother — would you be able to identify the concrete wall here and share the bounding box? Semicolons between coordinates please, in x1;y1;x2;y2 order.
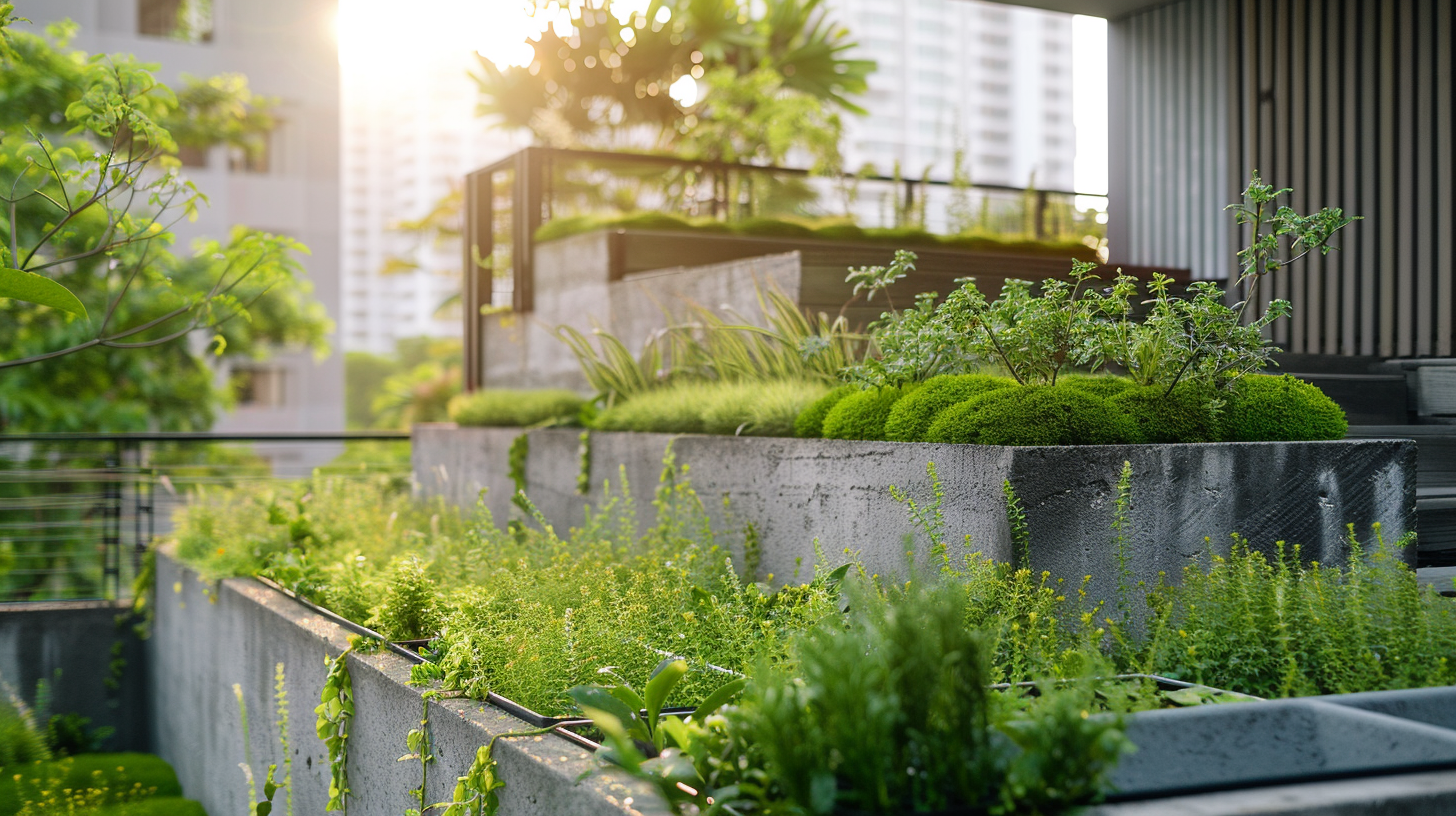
151;552;643;816
0;602;149;752
413;426;1416;607
482;234;803;391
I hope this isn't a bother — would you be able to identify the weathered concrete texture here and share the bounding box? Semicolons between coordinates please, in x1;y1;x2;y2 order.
151;552;645;816
1323;684;1456;732
1111;698;1456;798
482;233;802;391
0;601;149;751
414;425;1416;605
1087;770;1456;816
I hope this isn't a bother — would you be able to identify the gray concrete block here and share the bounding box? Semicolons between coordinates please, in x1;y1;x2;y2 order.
1111;698;1456;798
150;552;645;816
414;426;1417;609
1087;770;1456;816
0;601;149;752
1323;685;1456;732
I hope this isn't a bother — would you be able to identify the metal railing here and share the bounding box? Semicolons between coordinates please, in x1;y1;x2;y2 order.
0;432;409;604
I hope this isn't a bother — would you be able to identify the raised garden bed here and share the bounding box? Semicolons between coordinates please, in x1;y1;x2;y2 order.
414;425;1416;611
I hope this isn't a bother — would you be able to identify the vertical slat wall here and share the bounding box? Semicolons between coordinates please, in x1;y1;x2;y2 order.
1108;0;1231;286
1110;0;1456;358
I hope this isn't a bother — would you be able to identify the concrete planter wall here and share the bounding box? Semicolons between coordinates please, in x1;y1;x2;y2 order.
150;552;641;816
414;425;1416;608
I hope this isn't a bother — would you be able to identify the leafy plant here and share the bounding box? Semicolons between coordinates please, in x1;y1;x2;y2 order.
400;693;435;816
370;556;442;642
315;642;355;813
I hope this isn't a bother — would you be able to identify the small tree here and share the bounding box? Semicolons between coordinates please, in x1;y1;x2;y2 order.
0;11;328;430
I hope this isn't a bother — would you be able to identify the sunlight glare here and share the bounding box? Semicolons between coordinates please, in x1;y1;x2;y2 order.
668;75;699;107
337;0;547;72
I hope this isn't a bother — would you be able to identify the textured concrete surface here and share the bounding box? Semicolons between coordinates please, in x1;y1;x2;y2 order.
0;601;149;751
1088;770;1456;816
1111;698;1456;798
1324;685;1456;732
151;552;646;816
414;426;1416;605
482;234;802;391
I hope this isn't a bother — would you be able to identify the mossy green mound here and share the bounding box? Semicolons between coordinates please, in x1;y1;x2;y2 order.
924;386;1139;446
593;380;828;436
1060;374;1135;400
1220;374;1348;441
821;385;916;441
1110;383;1219;443
448;389;585;427
883;375;1017;442
794;385;855;438
0;753;182;816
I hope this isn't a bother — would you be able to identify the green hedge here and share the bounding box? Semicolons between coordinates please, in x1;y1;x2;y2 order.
448;389;585;427
821;385;916;441
924;386;1139;446
794;385;854;438
1220;374;1348;441
883;375;1016;442
1111;383;1221;444
593;380;829;437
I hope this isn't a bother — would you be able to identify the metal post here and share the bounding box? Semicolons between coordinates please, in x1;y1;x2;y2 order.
462;168;495;393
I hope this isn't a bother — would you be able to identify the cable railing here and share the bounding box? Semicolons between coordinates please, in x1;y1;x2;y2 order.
0;432;410;604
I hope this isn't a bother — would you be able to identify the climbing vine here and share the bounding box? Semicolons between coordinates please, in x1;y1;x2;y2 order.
401;691;438;816
315;640;356;813
439;727;554;816
507;433;529;497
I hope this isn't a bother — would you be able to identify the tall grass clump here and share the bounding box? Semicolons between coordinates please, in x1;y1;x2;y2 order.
447;389;585;427
592;379;828;436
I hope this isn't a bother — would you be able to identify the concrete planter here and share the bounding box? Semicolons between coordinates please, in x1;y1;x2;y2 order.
150;552;642;816
414;425;1416;609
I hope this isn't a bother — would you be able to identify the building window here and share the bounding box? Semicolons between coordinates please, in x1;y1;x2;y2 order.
233;367;287;408
979;33;1010;47
980;58;1009;71
978;154;1011;168
229;126;277;174
980;106;1010;119
138;0;214;43
980;82;1010;95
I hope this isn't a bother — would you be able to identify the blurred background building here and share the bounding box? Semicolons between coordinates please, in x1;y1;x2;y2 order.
17;0;346;438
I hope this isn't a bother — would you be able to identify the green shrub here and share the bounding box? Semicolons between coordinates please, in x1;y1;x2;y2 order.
448;389;584;427
793;385;854;438
592;380;827;436
370;556;443;641
924;386;1138;446
0;753;181;816
1110;383;1220;443
883;374;1016;441
821;385;915;441
1220;374;1348;441
735;580;1130;816
1060;374;1135;400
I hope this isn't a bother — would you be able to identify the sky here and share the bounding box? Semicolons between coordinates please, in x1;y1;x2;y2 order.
335;1;1110;195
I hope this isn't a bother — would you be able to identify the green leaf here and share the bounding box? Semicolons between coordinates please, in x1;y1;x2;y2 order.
644;658;688;723
256;804;272;816
689;676;747;723
567;685;638;733
0;267;88;319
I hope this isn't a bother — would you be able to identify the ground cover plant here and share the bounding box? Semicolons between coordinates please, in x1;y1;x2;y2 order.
168;446;1456;813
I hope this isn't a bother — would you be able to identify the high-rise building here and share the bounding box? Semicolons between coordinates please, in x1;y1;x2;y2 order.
340;49;521;355
826;0;1076;193
16;0;345;434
